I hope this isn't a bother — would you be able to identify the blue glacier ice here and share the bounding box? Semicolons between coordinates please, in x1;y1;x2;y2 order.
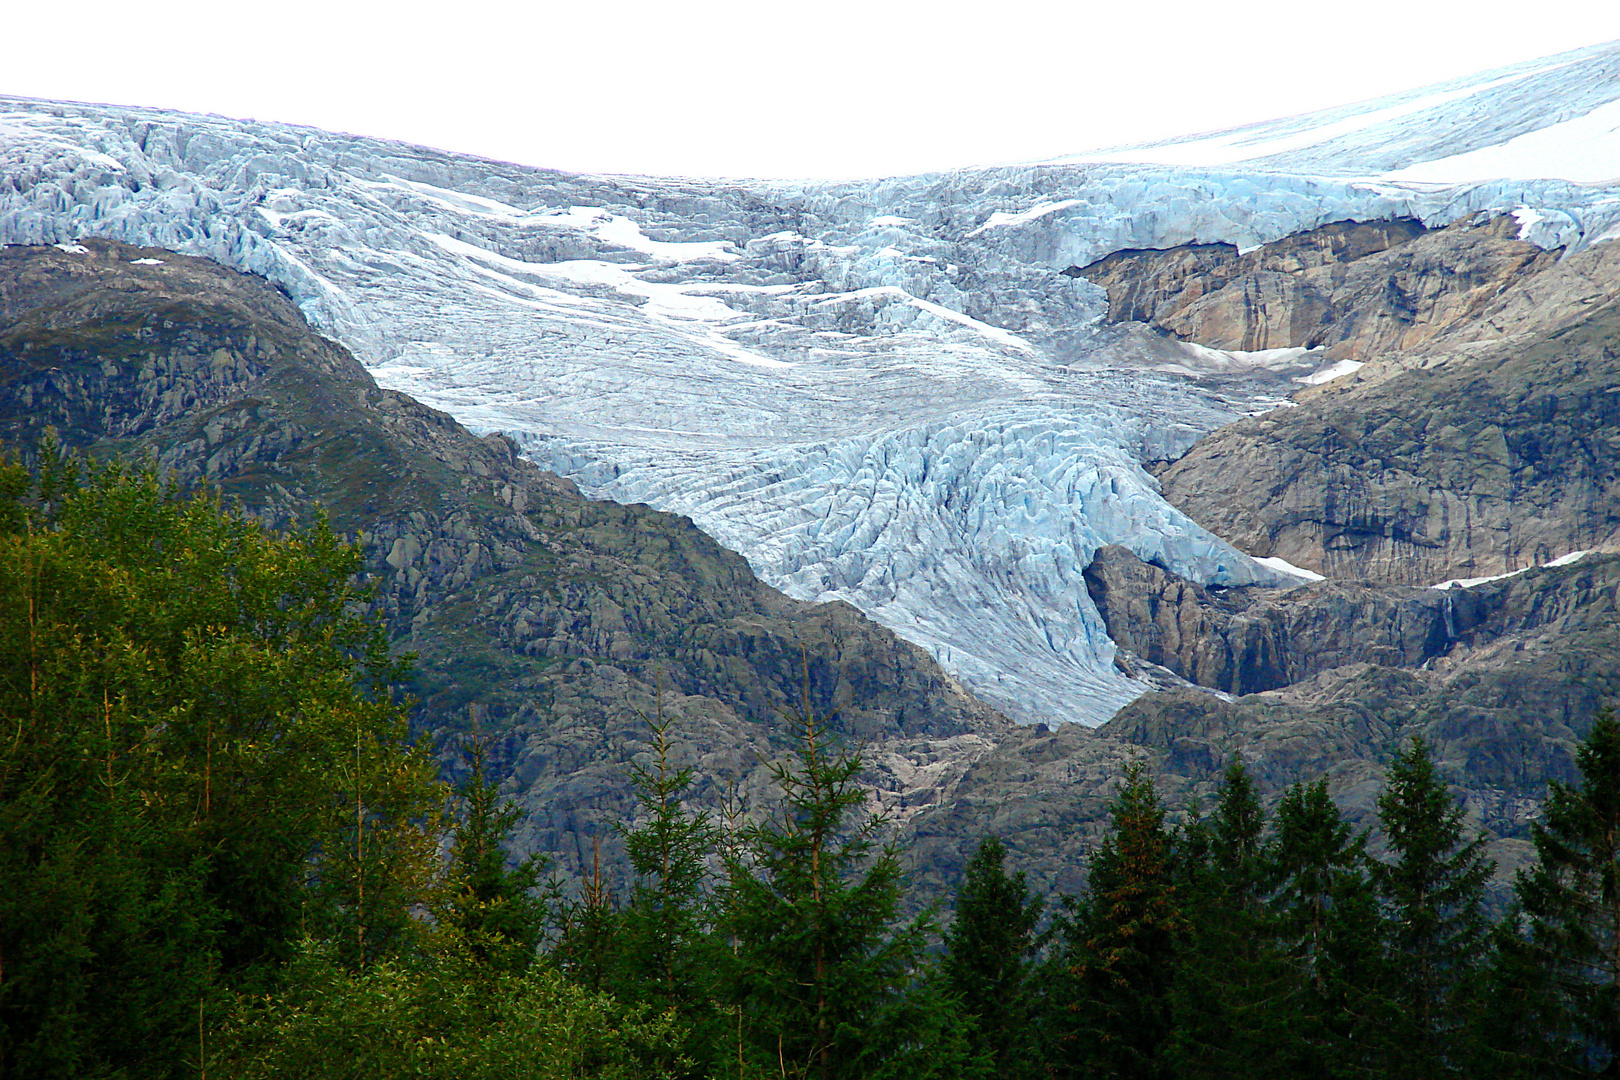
3;40;1619;723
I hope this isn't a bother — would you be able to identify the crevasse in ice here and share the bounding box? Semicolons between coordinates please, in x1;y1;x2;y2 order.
3;41;1619;722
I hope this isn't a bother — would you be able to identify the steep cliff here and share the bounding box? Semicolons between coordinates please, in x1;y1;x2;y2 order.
1151;236;1620;584
1072;215;1558;360
0;238;1009;885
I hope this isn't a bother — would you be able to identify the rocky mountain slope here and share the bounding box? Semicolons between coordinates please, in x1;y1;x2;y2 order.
7;40;1620;726
9;41;1620;907
893;49;1620;899
902;533;1620;900
1141;218;1620;585
0;238;1008;887
9;227;1615;910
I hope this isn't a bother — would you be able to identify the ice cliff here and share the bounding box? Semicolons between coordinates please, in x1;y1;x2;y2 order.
4;40;1620;723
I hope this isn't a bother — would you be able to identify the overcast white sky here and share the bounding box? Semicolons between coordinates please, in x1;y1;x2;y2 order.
6;2;1620;179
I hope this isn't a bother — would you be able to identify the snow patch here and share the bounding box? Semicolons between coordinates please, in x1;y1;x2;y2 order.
385;176;530;219
1065;68;1552;170
1431;550;1593;590
1254;556;1326;583
1296;359;1364;385
1384;99;1620;184
966;200;1083;237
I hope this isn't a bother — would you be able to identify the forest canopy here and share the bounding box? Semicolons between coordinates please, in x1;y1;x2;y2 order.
5;452;1620;1080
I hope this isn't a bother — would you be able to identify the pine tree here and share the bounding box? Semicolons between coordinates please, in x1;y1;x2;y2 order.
1484;707;1620;1077
1052;760;1186;1080
719;686;929;1080
1268;778;1390;1078
1373;736;1493;1077
940;835;1042;1077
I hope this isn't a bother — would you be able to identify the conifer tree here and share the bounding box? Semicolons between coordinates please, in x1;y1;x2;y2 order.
552;837;620;995
1170;757;1293;1079
614;689;724;1075
1269;778;1390;1077
940;835;1042;1077
1052;760;1186;1080
0;453;440;1076
442;737;548;971
1485;707;1620;1077
719;686;930;1080
1373;736;1493;1078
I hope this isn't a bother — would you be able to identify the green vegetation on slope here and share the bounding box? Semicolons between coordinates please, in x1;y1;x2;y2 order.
8;453;1620;1078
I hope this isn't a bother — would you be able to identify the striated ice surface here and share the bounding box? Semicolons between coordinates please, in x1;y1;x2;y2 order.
4;42;1620;723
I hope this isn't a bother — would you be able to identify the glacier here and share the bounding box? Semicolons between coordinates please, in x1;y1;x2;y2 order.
4;39;1620;724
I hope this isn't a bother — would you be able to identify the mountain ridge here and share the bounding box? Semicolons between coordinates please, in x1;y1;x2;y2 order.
4;43;1616;723
9;41;1620;904
0;236;1009;892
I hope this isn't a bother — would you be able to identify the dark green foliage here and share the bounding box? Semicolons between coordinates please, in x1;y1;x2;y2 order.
0;452;441;1076
1268;778;1390;1077
940;835;1042;1077
1169;757;1296;1079
1483;707;1620;1077
551;840;621;995
442;738;549;971
617;694;718;1002
1050;760;1186;1080
613;693;725;1076
216;941;686;1080
719;690;931;1080
1373;736;1494;1077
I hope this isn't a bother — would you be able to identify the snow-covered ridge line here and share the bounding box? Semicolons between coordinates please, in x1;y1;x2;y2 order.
1044;40;1620;184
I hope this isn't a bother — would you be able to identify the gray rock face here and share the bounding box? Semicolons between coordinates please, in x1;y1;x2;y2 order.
1153;236;1620;584
908;549;1620;905
1074;215;1559;360
1082;545;1467;695
0;238;1010;892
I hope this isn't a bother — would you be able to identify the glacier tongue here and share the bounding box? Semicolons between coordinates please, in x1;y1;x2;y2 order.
529;387;1268;725
5;45;1620;723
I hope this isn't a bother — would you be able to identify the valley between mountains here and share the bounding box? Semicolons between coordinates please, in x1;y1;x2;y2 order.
6;41;1620;904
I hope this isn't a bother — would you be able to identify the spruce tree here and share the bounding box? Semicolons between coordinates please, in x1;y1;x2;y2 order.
1269;778;1390;1078
1170;756;1293;1079
1486;707;1620;1077
719;688;929;1080
0;454;440;1076
615;691;724;1076
551;838;620;995
442;737;548;971
1373;736;1493;1077
1052;760;1185;1080
940;835;1042;1077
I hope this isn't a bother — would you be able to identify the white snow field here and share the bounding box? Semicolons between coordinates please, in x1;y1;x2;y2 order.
4;40;1620;723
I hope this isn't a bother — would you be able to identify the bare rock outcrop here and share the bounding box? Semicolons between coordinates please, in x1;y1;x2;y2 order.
905;549;1620;902
1154;276;1620;582
1082;545;1475;694
0;238;1010;893
1072;215;1558;360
